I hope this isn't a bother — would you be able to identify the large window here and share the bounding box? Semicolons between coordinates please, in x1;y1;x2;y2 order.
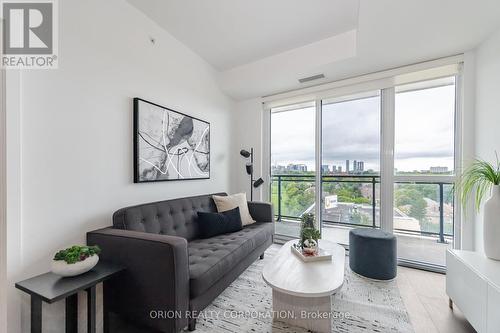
395;77;456;175
271;102;316;238
268;62;461;271
322;92;381;175
393;77;456;267
321;92;381;244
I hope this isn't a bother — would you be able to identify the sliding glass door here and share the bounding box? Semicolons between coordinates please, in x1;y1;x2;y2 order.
393;77;456;268
271;102;316;238
321;92;381;245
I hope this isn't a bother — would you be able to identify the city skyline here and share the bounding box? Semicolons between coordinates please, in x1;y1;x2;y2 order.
272;161;449;174
271;82;455;173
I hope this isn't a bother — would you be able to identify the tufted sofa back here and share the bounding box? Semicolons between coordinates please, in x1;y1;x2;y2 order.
112;193;227;241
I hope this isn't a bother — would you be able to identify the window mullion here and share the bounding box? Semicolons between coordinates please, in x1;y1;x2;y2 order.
380;87;395;233
315;99;322;231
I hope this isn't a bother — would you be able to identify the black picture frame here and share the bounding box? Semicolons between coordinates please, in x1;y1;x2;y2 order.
133;98;210;183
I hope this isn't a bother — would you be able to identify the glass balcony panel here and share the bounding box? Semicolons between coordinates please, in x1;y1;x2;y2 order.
322;176;380;228
394;182;454;267
272;175;316;238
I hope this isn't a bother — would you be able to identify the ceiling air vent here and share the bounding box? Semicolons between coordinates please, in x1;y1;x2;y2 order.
298;74;325;84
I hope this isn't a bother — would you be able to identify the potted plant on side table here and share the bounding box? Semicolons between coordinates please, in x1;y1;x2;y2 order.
51;245;101;277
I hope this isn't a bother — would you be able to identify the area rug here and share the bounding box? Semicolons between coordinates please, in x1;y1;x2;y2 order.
194;244;414;333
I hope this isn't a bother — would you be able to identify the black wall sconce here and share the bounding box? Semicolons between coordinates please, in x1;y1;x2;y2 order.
240;148;264;201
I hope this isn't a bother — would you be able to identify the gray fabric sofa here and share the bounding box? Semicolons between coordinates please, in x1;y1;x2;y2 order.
87;193;274;333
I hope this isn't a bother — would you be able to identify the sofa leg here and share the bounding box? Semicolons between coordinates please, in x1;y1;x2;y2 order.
188;318;196;331
259;253;264;260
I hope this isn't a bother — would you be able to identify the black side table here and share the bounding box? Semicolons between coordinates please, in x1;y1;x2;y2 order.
15;261;124;333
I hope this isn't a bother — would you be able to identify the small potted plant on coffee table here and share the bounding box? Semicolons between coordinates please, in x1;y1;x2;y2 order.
296;213;321;255
51;245;101;277
301;227;321;255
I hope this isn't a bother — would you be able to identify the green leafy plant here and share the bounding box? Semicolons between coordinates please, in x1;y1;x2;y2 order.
53;245;101;264
457;154;500;213
300;213;315;229
302;227;321;241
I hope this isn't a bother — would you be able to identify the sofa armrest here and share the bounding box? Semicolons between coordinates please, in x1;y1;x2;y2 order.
87;227;189;332
248;201;274;223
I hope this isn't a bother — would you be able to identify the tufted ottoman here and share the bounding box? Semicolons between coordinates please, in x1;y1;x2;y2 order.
349;228;397;280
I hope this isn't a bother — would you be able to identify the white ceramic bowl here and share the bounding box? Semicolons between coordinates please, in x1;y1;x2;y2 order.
51;255;99;277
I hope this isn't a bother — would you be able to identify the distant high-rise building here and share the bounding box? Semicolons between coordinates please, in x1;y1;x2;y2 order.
321;165;330;173
271;165;286;174
278;165;286;173
358;161;364;172
430;166;449;174
287;164;308;172
338;166;342;173
353;160;358;171
346;160;350;173
332;165;337;173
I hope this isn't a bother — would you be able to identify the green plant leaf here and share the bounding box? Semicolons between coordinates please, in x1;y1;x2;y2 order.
53;245;101;264
457;155;500;214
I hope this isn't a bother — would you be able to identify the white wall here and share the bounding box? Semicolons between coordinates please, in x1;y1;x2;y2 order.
460;51;477;251
0;68;7;333
219;30;357;99
230;99;266;201
6;0;235;332
474;27;500;254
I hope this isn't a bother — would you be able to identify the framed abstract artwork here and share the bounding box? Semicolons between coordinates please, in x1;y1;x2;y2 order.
133;98;210;183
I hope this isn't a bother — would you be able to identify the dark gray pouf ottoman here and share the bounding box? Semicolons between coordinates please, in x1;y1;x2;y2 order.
349;228;397;280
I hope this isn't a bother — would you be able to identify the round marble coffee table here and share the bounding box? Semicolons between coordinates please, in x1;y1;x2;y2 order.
262;239;345;333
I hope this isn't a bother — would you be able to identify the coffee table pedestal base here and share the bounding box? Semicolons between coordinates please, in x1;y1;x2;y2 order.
272;290;332;333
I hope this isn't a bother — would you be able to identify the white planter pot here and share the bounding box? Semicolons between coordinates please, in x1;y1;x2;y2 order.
51;255;99;277
484;185;500;260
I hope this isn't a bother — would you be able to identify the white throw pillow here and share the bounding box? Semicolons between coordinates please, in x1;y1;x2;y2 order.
212;193;255;226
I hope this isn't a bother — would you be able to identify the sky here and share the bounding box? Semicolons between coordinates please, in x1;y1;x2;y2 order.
271;83;455;173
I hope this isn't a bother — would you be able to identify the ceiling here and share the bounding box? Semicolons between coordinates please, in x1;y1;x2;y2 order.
127;0;359;70
128;0;500;100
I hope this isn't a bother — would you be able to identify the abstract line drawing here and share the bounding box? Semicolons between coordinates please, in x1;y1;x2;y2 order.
134;98;210;182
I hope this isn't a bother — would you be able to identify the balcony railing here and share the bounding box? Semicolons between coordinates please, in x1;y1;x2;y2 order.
271;174;454;242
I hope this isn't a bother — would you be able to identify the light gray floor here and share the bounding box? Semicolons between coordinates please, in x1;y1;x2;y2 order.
111;255;475;333
397;266;475;333
275;222;452;267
